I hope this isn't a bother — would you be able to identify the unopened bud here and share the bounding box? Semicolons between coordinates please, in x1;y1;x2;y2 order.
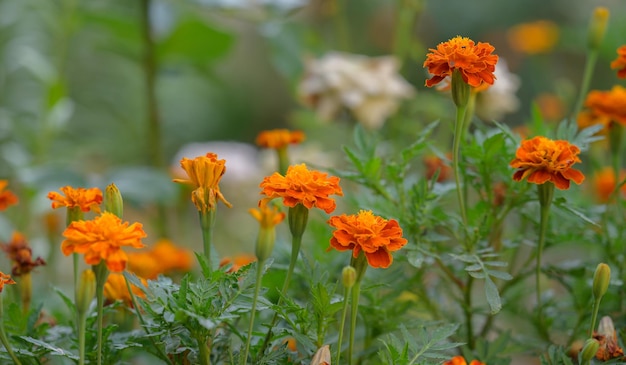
76;269;96;315
592;263;611;299
255;227;276;263
588;7;609;51
104;183;124;218
342;266;356;289
580;338;600;362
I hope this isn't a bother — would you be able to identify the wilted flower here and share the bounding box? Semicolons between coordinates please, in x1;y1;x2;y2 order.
0;180;18;211
256;129;305;150
328;210;408;269
593;316;624;361
507;20;559;54
475;59;521;121
173;153;232;212
611;45;626;79
423;36;498;88
61;212;146;272
443;356;486;365
1;232;45;276
260;164;343;214
298;52;413;129
0;271;15;293
47;186;103;213
510;136;584;190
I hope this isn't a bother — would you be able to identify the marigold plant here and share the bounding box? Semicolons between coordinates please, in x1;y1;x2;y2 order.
173;152;232;212
510;136;585;190
47;186;103;213
259;163;343;214
423;36;498;88
327;210;407;268
61;212;147;272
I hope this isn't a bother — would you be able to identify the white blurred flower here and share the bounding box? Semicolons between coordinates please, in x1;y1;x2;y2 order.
298;52;414;129
475;58;521;122
195;0;307;10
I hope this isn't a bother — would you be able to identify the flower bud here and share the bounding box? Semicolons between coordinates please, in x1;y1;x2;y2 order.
342;266;356;289
588;7;609;51
580;338;600;362
255;227;276;263
76;269;96;315
451;69;471;108
105;183;124;218
592;263;610;299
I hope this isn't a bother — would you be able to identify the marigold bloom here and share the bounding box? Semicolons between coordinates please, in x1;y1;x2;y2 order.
259;164;343;214
592;167;626;203
507;20;559;54
0;271;15;293
219;254;257;273
48;186;103;213
256;129;305;150
61;212;146;272
510;136;585;190
103;273;146;307
423;154;452;182
584;86;626;126
611;46;626;79
1;232;45;276
423;36;498;88
249;201;286;229
173;153;232;212
127;239;194;279
0;180;19;211
328;210;407;269
443;356;486;365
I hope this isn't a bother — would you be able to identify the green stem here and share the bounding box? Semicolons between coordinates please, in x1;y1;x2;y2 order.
453;104;469;234
332;0;350;51
0;294;21;365
588;297;602;337
335;284;351;365
571;50;598;121
196;335;211;365
536;183;554;336
276;148;289;176
242;261;265;365
78;310;86;365
347;281;361;365
199;209;217;271
464;276;475;349
392;0;422;67
93;263;109;365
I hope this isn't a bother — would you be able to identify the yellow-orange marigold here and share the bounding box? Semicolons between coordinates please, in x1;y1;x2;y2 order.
0;271;15;293
592;167;626;203
0;180;19;211
510;136;584;190
328;210;407;269
48;186;103;213
444;356;486;365
103;273;146;307
259;164;343;214
584;86;626;126
256;129;305;150
507;20;559;55
61;212;146;272
173;153;232;212
577;109;612;136
127;239;194;279
611;46;626;79
423;36;498;88
1;232;45;276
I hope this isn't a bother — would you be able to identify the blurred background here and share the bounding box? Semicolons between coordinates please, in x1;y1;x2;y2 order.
0;0;624;263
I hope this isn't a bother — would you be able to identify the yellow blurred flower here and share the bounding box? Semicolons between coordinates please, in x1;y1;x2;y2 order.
103;273;146;307
508;20;559;54
256;129;305;150
127;239;194;280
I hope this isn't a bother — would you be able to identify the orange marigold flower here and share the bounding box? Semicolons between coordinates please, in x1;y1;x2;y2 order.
61;212;146;272
584;86;626;126
510;136;585;190
259;164;343;214
0;271;15;293
173;153;232;212
47;186;103;213
423;36;498;88
611;46;626;78
127;239;194;279
0;180;19;211
423;154;452;182
103;272;146;307
592;167;626;203
1;232;45;276
219;254;257;273
256;129;305;150
249;200;286;229
577;109;612;136
328;210;407;269
507;20;559;54
444;356;486;365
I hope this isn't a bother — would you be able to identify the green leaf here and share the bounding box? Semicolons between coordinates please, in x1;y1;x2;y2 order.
553;197;599;227
484;275;502;314
157;18;234;65
18;336;79;360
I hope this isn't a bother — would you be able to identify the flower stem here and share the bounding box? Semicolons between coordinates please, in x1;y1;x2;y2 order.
335;284;351;365
199;209;217;271
242;261;265;365
464;276;475;349
393;0;422;66
77;310;87;365
588;297;602;338
347;280;361;365
571;50;598;120
93;262;109;365
0;294;21;365
536;183;554;335
453;104;469;232
196;335;211;365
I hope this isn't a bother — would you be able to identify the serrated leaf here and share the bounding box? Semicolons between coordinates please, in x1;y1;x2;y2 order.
553;198;599;227
18;336;79;360
484;276;502;314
